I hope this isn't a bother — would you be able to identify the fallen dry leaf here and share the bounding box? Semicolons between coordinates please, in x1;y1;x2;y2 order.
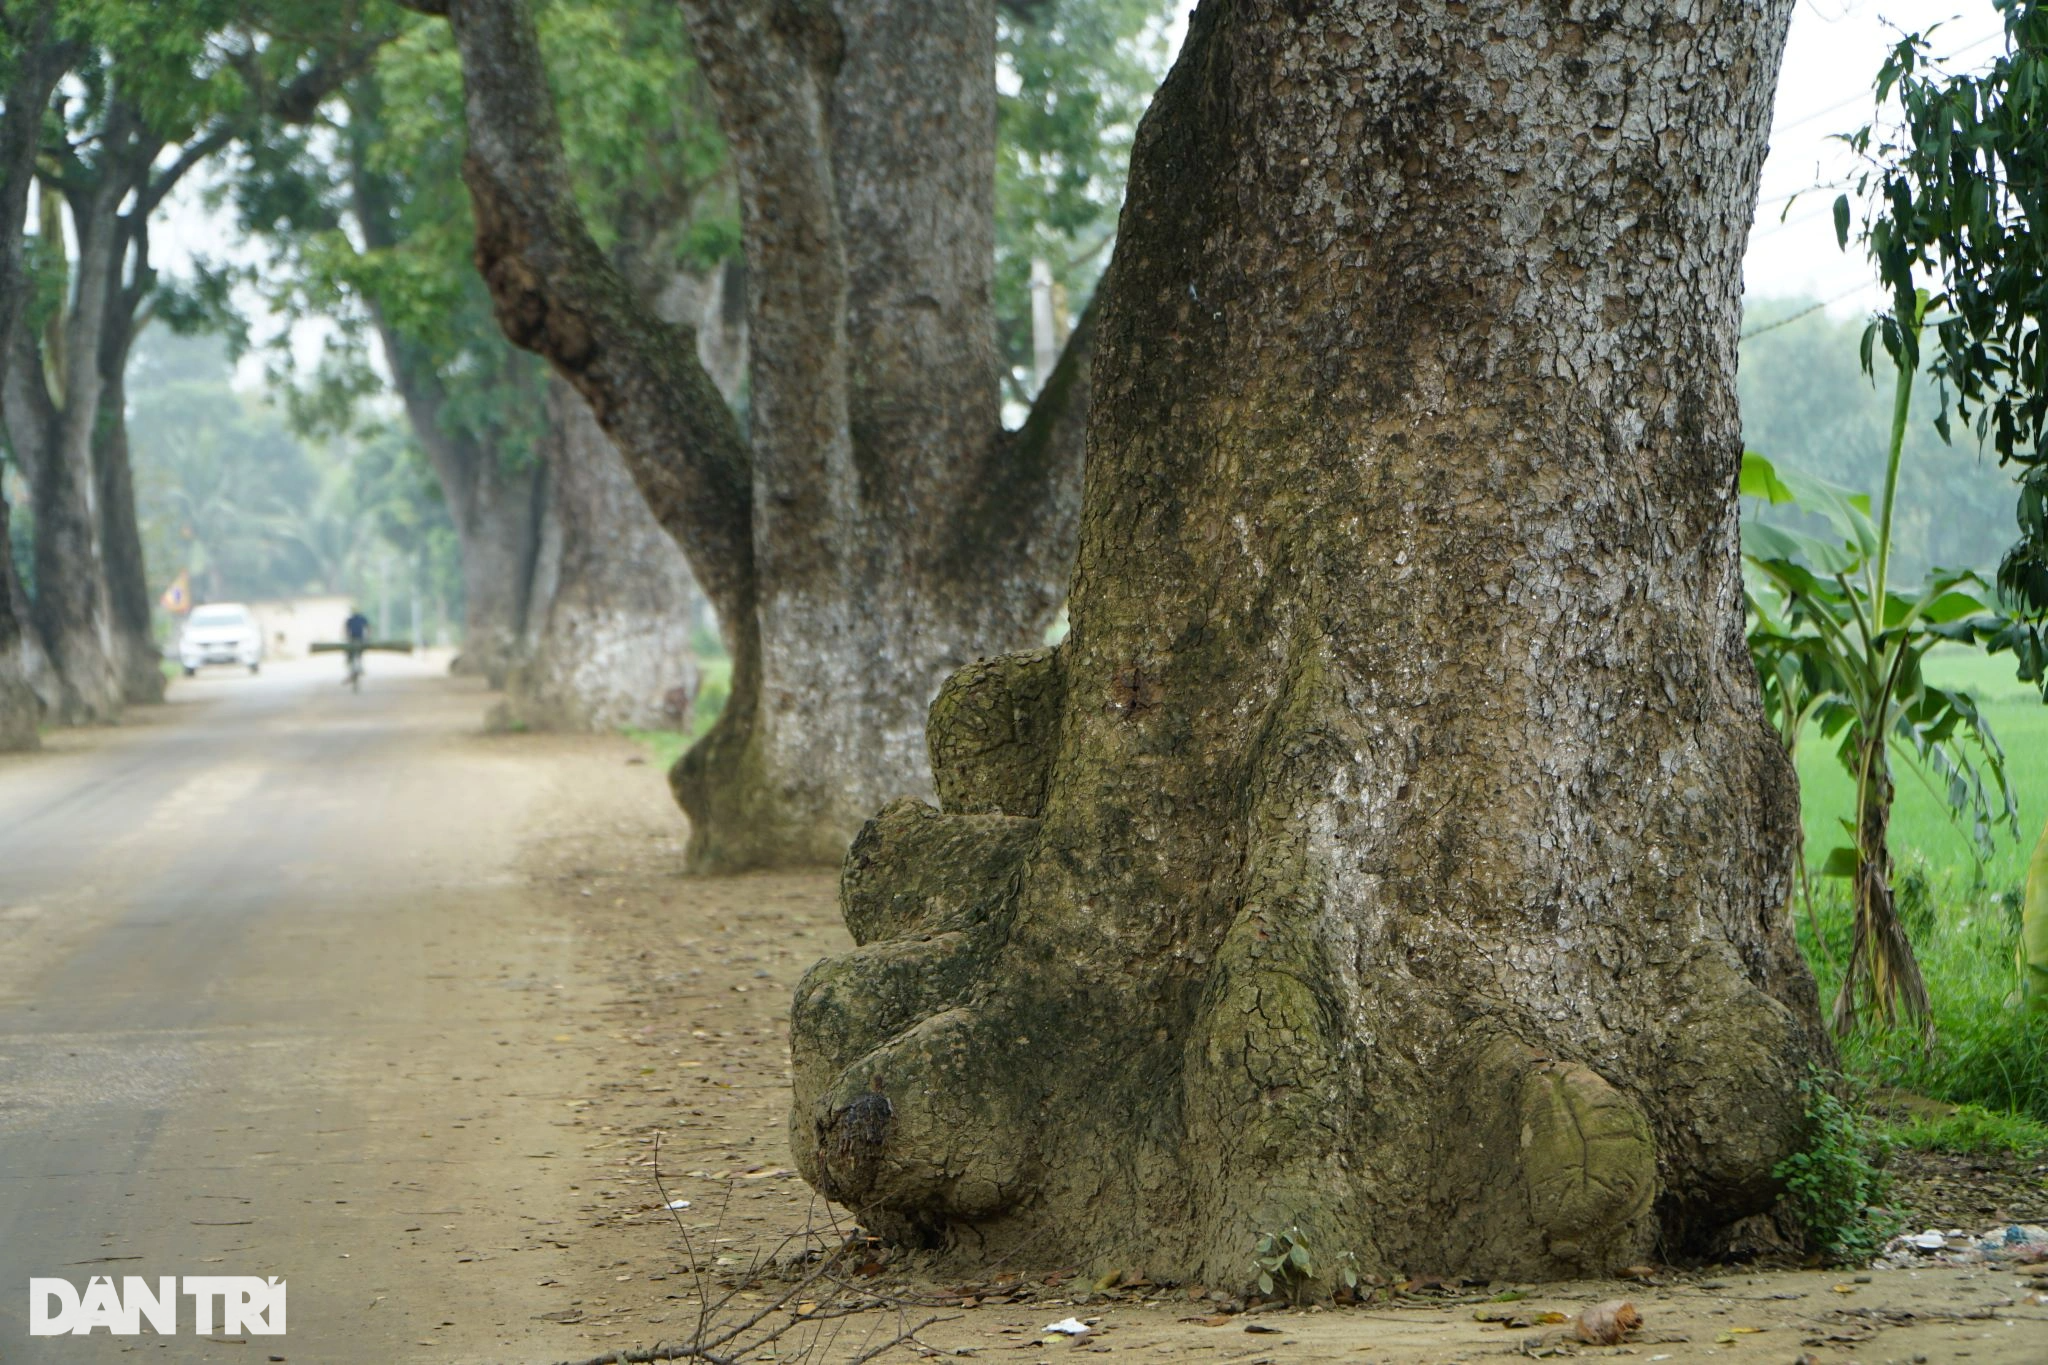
1179;1314;1234;1327
1572;1299;1642;1346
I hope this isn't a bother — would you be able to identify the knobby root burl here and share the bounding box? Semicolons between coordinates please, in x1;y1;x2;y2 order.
790;647;1824;1293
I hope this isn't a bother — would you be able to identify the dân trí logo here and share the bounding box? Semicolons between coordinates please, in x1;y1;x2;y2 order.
29;1276;286;1336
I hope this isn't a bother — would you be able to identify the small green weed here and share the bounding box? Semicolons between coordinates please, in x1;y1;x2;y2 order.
1251;1226;1312;1302
1251;1227;1357;1303
1772;1073;1900;1265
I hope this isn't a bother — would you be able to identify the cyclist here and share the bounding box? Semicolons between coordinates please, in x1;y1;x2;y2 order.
342;608;370;689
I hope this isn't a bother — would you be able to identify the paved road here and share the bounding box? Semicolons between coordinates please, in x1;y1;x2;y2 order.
0;658;605;1362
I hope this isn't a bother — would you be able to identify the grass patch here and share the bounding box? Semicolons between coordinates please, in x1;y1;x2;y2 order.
1883;1102;2048;1157
1793;648;2045;904
622;655;730;769
1790;645;2048;1122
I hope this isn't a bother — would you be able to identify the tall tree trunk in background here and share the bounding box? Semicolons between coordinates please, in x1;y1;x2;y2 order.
435;0;1095;870
504;268;742;733
0;494;34;747
94;310;166;705
451;449;546;686
788;0;1829;1287
500;376;700;730
0;0;67;749
4;172;125;725
374;329;546;689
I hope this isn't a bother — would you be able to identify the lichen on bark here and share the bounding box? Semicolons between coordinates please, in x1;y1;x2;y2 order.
789;0;1829;1288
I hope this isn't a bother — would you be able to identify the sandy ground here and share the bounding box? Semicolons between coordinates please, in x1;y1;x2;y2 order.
1;661;2043;1364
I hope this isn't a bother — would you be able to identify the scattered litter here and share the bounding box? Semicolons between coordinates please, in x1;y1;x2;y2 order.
1572;1299;1642;1346
665;1199;690;1209
1877;1223;2048;1269
1042;1317;1090;1337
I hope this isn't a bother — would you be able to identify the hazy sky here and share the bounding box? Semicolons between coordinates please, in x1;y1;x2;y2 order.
154;0;2011;378
1750;0;2005;311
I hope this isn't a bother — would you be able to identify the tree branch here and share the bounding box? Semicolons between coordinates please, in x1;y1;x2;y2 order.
134;124;232;220
675;0;853;588
435;0;756;629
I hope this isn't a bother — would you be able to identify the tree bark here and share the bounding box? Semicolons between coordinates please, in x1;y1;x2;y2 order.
502;268;741;733
372;325;547;689
0;0;68;748
500;376;701;731
788;0;1829;1287
94;310;166;705
453;451;547;688
0;490;35;747
435;0;1096;870
9;165;127;725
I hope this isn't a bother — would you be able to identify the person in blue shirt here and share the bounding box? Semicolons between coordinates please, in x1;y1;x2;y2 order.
342;609;370;688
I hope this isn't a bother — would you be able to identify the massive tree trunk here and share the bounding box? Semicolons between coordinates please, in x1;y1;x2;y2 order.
0;0;67;749
501;376;701;731
787;0;1830;1288
433;0;1095;871
5;172;126;725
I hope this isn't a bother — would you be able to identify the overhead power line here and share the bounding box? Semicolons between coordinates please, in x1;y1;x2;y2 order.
1739;285;1868;342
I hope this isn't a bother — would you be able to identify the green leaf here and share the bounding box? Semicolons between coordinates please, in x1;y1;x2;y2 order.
1744;522;1863;577
1820;846;1861;879
1741;451;1797;504
1834;193;1852;249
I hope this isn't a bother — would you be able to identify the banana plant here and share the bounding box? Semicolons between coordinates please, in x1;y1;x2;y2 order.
1742;353;2020;1038
2024;817;2048;1015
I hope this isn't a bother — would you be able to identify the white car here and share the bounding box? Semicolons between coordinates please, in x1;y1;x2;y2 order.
178;603;264;676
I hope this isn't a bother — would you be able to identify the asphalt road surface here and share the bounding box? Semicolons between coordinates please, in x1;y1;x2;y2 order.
0;656;621;1363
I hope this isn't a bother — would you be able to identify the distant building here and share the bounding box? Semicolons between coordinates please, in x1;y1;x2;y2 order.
246;596;353;660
